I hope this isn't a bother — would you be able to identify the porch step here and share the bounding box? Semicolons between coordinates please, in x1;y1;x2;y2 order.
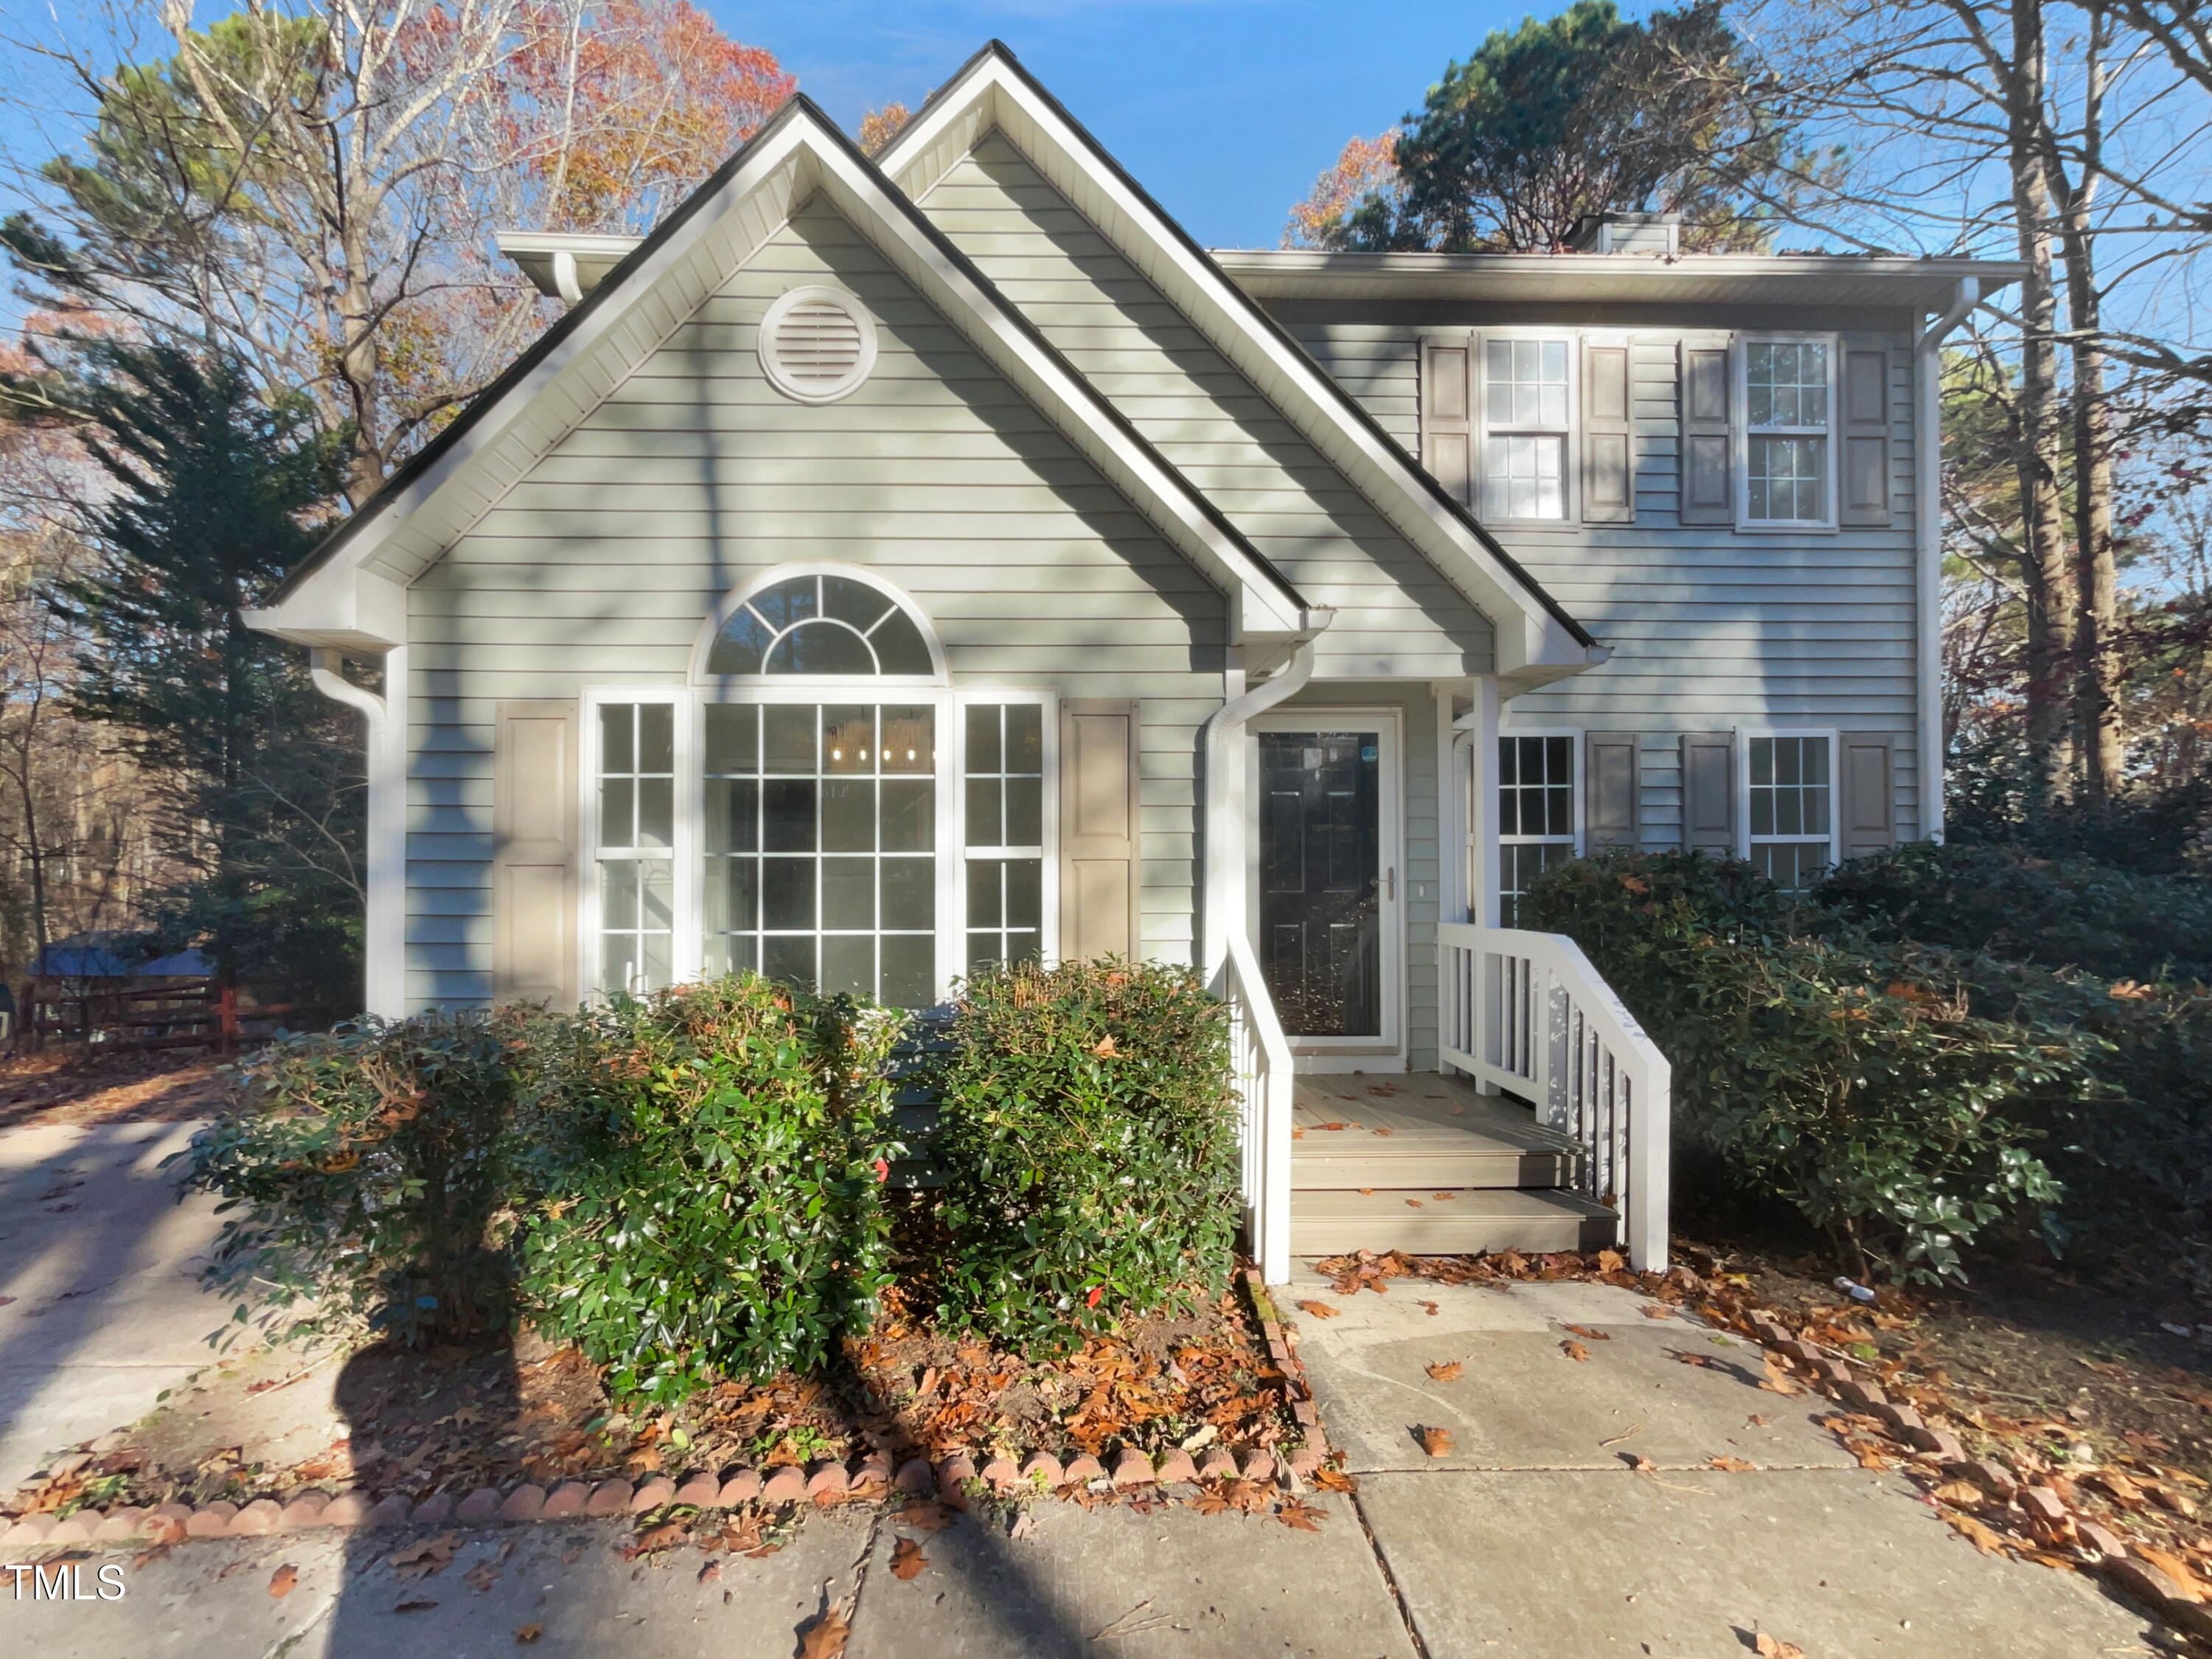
1291;1074;1582;1192
1287;1186;1619;1257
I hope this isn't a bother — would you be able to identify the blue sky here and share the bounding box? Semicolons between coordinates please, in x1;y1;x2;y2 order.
703;1;1545;249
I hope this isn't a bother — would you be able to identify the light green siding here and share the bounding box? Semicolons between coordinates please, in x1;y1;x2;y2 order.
406;194;1224;1007
916;134;1495;682
1289;319;1924;844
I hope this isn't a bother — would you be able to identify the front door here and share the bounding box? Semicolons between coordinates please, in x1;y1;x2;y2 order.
1250;712;1401;1062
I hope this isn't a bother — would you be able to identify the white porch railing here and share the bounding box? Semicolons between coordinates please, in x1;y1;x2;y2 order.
1437;922;1672;1271
1211;933;1295;1284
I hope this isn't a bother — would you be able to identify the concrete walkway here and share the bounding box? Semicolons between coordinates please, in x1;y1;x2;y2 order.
0;1140;2171;1655
0;1121;226;1493
1287;1268;2159;1657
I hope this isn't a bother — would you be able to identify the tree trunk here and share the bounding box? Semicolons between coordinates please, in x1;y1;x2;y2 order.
2058;7;2126;801
2006;0;2076;799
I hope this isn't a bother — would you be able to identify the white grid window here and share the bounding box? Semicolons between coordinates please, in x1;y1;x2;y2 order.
1744;341;1831;524
1498;734;1577;925
597;703;675;996
1481;338;1571;521
1747;734;1833;891
963;703;1044;973
700;701;938;1008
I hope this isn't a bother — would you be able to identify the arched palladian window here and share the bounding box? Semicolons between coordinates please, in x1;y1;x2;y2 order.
701;571;939;680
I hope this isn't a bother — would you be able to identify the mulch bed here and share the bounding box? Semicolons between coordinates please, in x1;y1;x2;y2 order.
1;1266;1317;1541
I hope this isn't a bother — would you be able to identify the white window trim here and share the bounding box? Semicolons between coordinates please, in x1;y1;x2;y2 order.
580;685;695;1002
1243;707;1406;1069
1733;333;1840;532
578;681;1068;1008
1737;726;1841;869
690;560;950;689
1476;327;1581;527
1496;726;1582;922
951;686;1060;985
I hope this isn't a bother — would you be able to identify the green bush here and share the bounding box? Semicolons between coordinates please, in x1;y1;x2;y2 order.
181;1012;532;1347
1818;839;2212;984
931;959;1241;1353
515;978;903;1404
1518;852;2093;1281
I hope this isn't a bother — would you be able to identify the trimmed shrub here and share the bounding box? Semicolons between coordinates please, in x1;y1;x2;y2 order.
1518;852;2093;1281
1818;839;2212;984
931;959;1241;1353
181;1012;532;1347
515;978;903;1404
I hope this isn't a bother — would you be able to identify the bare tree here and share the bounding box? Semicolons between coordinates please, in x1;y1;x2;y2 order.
1;1;792;502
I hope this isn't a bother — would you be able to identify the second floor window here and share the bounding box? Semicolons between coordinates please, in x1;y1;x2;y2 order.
1744;341;1832;524
1482;338;1571;521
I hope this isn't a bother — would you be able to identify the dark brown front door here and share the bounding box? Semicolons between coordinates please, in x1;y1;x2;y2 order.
1257;731;1381;1037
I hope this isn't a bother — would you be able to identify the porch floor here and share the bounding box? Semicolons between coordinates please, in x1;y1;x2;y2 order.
1289;1072;1618;1258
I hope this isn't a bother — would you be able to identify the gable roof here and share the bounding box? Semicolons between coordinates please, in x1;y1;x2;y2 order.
247;93;1322;654
874;42;1596;678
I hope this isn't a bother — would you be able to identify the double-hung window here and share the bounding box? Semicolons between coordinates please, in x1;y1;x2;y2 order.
1740;338;1834;526
1498;732;1578;925
962;700;1046;973
1743;731;1835;891
595;701;678;996
1481;338;1573;522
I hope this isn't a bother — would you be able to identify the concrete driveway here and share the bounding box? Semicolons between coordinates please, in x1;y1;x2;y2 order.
0;1119;229;1492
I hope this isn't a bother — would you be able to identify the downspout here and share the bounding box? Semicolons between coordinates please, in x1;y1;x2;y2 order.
310;647;407;1019
1915;278;1980;844
1200;610;1332;974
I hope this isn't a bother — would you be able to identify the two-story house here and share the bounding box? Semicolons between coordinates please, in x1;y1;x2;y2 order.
246;42;2023;1280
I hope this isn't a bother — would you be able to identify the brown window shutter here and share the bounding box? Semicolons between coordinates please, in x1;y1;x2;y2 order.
493;700;580;1006
1838;731;1897;860
1059;700;1141;964
1420;336;1474;508
1582;338;1635;524
1585;731;1640;849
1838;338;1893;526
1680;337;1733;526
1680;732;1736;853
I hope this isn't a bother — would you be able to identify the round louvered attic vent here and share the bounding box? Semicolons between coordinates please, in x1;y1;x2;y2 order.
758;285;877;403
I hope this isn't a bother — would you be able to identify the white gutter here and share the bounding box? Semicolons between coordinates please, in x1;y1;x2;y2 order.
1200;616;1331;974
1914;278;1979;844
310;647;407;1019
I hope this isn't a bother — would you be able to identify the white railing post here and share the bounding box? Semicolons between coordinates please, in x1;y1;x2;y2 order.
1211;934;1295;1284
1435;919;1672;1272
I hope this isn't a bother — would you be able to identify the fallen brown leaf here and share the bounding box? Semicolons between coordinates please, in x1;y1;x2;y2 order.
1563;1324;1613;1342
1747;1414;1772;1427
1597;1249;1625;1272
799;1607;852;1658
1930;1480;1984;1506
465;1559;501;1593
389;1533;458;1580
1425;1360;1464;1381
1404;1198;1423;1208
1312;1465;1358;1493
1674;1351;1712;1368
1562;1340;1591;1363
1945;1512;2011;1556
515;1625;543;1645
268;1564;297;1599
1276;1498;1324;1531
1295;1300;1341;1320
1627;1454;1658;1472
1418;1300;1440;1317
1640;1304;1674;1319
1753;1634;1807;1659
891;1537;929;1581
895;1502;955;1531
1418;1426;1453;1457
1759;1356;1804;1396
2136;1545;2205;1595
394;1599;439;1614
1710;1455;1757;1473
698;1560;721;1584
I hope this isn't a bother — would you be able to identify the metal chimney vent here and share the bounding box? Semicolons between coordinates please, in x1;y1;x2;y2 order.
759;286;877;404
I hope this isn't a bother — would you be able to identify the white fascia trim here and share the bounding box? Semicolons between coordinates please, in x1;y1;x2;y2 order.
253;108;1308;653
877;64;1593;677
801;138;1307;643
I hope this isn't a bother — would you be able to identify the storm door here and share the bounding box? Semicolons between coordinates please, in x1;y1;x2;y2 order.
1251;714;1401;1054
